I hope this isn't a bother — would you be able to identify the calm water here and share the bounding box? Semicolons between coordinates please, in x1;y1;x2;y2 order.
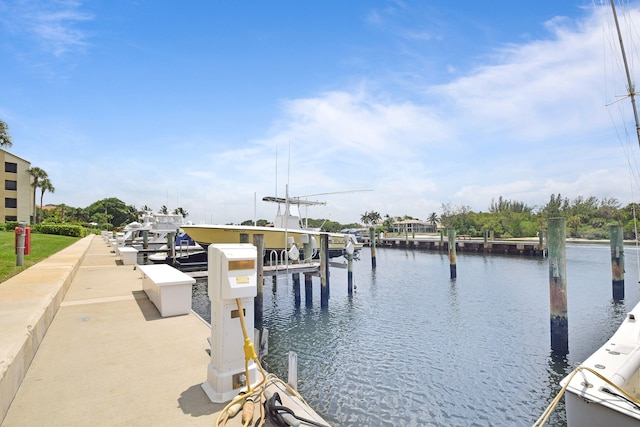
192;244;640;426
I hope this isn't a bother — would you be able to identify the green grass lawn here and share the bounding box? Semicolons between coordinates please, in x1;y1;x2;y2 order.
0;230;80;283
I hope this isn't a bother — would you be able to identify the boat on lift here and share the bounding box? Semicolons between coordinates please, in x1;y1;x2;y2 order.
122;211;187;250
182;193;362;262
148;230;206;265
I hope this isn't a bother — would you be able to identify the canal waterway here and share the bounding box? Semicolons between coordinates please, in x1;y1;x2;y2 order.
192;244;640;426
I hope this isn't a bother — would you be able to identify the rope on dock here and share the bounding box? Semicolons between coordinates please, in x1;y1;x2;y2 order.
215;298;330;427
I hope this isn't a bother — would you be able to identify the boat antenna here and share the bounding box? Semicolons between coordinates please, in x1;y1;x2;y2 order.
611;0;640;148
287;142;291;194
285;143;291;267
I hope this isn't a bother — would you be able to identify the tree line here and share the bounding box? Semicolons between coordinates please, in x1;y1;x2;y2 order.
21;192;640;240
444;194;633;239
231;194;640;240
37;198;189;229
363;195;635;240
5;118;638;239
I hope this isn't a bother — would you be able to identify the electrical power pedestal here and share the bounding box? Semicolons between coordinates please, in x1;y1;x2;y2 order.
202;243;258;403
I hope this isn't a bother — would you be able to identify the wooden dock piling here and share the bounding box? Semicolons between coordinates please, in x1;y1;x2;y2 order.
293;272;301;306
320;234;329;308
447;228;457;279
303;236;311;262
142;230;149;263
304;273;313;306
370;227;377;269
253;234;264;328
610;225;625;300
548;218;568;354
347;253;354;295
538;229;545;253
167;231;176;263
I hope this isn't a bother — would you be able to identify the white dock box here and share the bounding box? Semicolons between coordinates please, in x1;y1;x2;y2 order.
118;246;138;265
139;264;195;317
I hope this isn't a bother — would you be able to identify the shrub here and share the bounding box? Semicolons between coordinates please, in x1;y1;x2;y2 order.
0;222;20;231
32;224;87;237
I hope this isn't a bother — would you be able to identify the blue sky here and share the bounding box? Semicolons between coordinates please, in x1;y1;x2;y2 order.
1;1;640;225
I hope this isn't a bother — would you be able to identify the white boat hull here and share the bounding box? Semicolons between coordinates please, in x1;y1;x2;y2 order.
562;301;640;426
565;387;640;426
182;224;362;261
181;224;319;251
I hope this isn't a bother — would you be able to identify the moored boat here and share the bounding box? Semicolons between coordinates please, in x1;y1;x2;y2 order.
148;230;206;265
559;301;640;426
539;2;640;426
182;194;362;261
122;210;186;250
180;223;320;258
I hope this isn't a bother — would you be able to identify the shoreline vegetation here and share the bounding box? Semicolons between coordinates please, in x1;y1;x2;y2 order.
0;195;634;284
25;194;640;242
366;195;638;241
0;230;630;285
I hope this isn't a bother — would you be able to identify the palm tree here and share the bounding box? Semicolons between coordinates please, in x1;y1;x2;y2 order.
56;203;68;222
38;178;55;223
125;204;140;224
173;207;188;218
0;120;12;147
28;167;48;223
361;210;381;226
428;212;439;225
369;211;381;225
360;211;371;226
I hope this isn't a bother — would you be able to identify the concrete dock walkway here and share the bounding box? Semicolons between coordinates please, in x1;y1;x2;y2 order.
1;235;326;426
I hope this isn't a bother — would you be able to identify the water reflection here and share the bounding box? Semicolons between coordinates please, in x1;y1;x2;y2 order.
542;350;569;427
608;298;627;321
191;244;640;426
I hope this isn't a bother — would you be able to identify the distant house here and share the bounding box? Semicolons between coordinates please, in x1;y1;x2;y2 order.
392;219;437;234
0;149;33;223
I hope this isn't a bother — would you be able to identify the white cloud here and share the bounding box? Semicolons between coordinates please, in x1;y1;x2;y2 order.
432;10;611;145
1;0;93;56
18;3;640;225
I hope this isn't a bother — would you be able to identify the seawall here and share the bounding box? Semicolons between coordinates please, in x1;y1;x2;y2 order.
0;235;92;423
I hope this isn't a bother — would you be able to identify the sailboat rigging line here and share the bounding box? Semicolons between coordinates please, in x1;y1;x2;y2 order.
609;0;640;279
611;0;640;148
607;101;640;191
629;167;640;282
297;189;374;198
285;141;291;275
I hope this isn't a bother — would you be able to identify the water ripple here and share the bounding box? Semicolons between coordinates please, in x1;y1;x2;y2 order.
194;245;640;426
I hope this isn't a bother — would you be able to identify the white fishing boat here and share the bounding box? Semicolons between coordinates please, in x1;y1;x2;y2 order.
122;211;186;250
147;230;206;265
182;194;362;261
560;302;640;426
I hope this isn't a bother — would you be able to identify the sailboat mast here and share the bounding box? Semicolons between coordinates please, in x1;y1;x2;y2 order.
611;0;640;281
611;0;640;147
